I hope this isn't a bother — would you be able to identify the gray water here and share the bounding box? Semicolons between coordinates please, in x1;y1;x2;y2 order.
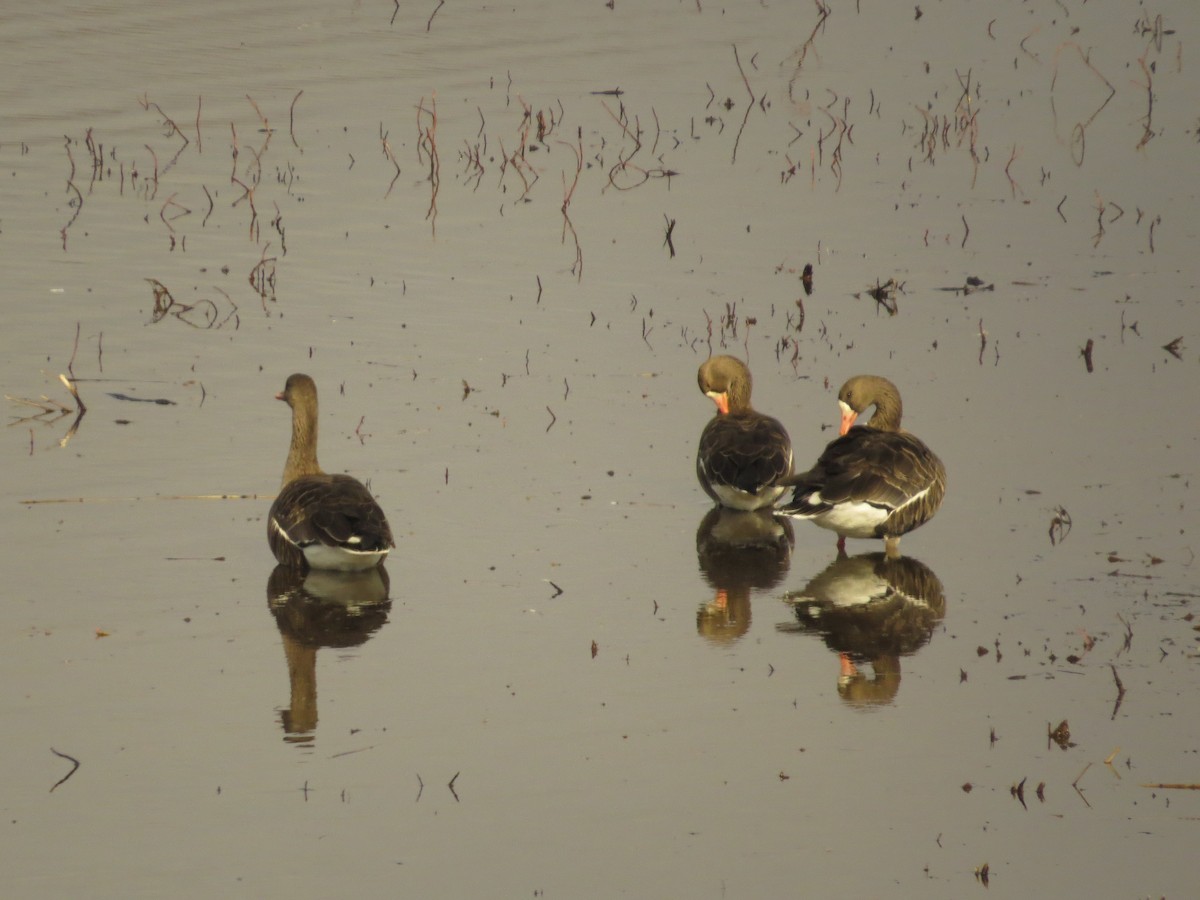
2;1;1197;896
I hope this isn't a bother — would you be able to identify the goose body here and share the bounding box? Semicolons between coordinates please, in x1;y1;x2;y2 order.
778;375;945;559
268;374;394;572
696;356;793;511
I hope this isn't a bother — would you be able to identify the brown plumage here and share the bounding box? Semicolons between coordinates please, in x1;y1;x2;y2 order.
267;374;394;571
778;375;945;559
696;355;793;511
779;552;946;707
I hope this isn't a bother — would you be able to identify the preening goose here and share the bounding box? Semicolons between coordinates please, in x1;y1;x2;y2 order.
267;374;394;571
778;375;945;559
696;355;793;511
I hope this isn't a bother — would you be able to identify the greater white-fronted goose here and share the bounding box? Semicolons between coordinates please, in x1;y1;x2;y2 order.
267;374;394;571
778;375;945;559
696;355;793;511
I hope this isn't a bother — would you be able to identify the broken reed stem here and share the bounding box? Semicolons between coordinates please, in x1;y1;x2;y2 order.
1141;783;1200;790
20;493;274;505
289;90;303;151
380;123;401;199
426;0;444;31
49;748;81;792
560;133;584;279
730;43;755;165
416;93;440;235
62;138;83;251
59;374;86;413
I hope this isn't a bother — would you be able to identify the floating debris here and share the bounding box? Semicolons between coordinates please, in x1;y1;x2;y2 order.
1011;776;1027;809
974;862;990;887
49;748;81;793
857;277;904;315
1048;506;1072;546
107;392;176;405
1048;720;1073;750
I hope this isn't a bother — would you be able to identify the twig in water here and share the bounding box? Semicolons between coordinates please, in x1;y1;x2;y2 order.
447;771;460;802
1004;145;1021;197
67;321;82;379
1073;762;1093;807
289;90;304;151
61;137;83;251
49;748;80;792
20;493;273;504
380;123;401;199
730;44;756;164
1110;664;1126;719
559;134;583;278
426;0;444;31
416;94;440;234
1048;506;1071;545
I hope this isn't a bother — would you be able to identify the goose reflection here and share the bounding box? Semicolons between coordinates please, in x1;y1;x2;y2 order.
777;553;944;707
696;506;794;644
266;564;392;744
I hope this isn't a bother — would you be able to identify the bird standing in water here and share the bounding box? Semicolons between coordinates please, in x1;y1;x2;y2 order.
268;374;394;571
695;355;793;512
778;375;945;559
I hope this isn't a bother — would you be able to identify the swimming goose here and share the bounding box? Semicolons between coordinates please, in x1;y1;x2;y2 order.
778;375;945;559
267;374;394;571
696;355;793;511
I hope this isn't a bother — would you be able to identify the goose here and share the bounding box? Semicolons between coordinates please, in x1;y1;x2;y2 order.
778;375;945;559
696;355;793;511
267;374;394;571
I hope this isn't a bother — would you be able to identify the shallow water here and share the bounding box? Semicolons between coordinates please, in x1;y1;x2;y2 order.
2;1;1197;896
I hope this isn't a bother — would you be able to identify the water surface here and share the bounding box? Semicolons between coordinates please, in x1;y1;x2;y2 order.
2;1;1196;896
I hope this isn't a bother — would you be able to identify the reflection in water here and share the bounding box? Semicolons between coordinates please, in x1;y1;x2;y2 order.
778;553;945;707
266;565;392;744
696;507;794;644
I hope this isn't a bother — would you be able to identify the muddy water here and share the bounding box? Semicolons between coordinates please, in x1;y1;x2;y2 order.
2;1;1196;896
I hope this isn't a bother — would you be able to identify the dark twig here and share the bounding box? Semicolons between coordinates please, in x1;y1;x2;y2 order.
730;44;756;164
49;748;80;792
289;90;304;151
61;138;83;251
1048;505;1071;545
559;134;583;279
1072;762;1093;808
1110;664;1126;719
426;0;444;31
